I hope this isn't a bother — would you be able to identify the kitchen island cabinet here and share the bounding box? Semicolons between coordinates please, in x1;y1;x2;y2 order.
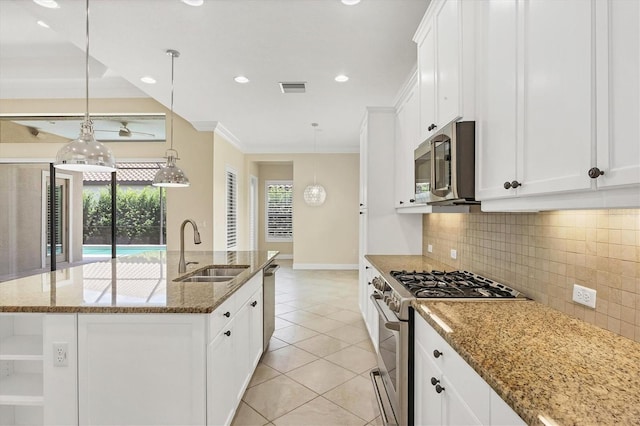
0;250;276;426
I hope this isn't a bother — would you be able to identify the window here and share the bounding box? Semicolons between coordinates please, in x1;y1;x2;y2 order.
265;181;293;242
226;168;238;249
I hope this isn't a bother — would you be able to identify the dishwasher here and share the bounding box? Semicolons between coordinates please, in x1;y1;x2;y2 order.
263;261;279;352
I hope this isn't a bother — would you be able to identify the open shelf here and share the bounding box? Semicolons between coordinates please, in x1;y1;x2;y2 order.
0;373;44;406
0;337;43;361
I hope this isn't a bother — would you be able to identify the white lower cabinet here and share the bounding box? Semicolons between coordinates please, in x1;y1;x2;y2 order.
360;259;379;352
209;282;263;426
414;314;525;426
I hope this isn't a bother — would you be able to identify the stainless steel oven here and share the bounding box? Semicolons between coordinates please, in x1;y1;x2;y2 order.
369;283;410;426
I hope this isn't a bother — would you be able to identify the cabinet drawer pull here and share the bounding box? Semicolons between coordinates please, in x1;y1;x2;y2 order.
224;330;231;337
588;167;605;178
503;181;512;189
433;349;443;358
223;311;231;318
409;199;415;203
399;201;404;204
251;301;258;307
510;180;521;189
430;377;440;386
435;384;445;394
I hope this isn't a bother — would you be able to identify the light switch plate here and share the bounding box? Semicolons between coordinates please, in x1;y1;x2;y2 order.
428;244;433;253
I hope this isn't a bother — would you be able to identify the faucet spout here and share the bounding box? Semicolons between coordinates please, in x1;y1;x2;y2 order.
179;219;202;273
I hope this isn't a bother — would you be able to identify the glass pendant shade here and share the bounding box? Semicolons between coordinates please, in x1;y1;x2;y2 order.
153;149;190;187
55;121;116;172
303;183;326;206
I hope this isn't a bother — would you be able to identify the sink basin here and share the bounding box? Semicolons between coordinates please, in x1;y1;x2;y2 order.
178;276;235;283
196;266;249;277
174;265;250;283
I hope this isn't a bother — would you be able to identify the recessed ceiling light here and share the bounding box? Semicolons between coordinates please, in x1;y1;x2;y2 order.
181;0;204;6
36;20;50;28
335;74;349;82
234;76;250;84
33;0;60;8
140;76;157;84
341;0;361;5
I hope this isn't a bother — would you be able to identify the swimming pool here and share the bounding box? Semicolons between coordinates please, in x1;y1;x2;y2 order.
83;245;166;257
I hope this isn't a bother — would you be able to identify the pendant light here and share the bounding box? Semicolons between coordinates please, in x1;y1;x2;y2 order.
152;49;190;187
303;123;327;206
54;0;116;172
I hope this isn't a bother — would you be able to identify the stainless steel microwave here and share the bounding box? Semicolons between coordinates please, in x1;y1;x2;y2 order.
414;121;477;205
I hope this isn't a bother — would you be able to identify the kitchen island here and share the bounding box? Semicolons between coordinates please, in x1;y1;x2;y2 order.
0;250;277;426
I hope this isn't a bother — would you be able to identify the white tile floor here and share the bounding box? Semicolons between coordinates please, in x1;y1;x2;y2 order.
232;261;381;426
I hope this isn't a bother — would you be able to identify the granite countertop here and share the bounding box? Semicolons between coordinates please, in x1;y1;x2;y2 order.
0;250;278;313
413;301;640;426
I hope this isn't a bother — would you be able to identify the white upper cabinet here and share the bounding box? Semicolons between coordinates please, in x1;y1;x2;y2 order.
595;0;640;189
476;0;640;210
519;0;593;196
475;0;518;201
395;73;420;207
414;0;475;145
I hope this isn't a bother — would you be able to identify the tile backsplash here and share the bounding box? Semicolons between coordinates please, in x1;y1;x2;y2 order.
422;209;640;343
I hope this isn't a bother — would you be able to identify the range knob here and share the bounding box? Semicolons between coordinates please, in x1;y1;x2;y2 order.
388;297;400;313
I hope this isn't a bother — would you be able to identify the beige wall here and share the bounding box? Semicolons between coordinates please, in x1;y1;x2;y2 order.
422;209;640;343
247;153;359;268
0;98;215;252
258;163;294;256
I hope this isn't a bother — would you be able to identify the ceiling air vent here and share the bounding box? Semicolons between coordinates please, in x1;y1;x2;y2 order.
279;82;306;94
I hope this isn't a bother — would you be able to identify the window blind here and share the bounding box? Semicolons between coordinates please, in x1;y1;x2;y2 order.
266;181;293;242
226;169;238;249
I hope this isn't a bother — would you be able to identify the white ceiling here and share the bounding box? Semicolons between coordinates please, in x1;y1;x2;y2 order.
0;0;429;153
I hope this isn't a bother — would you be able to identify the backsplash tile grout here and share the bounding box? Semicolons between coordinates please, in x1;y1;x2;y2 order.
422;209;640;343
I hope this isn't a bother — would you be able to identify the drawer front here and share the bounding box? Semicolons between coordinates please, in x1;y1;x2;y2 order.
233;271;262;307
415;315;490;424
209;296;235;342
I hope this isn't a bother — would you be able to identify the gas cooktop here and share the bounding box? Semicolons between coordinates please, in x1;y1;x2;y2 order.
390;270;523;299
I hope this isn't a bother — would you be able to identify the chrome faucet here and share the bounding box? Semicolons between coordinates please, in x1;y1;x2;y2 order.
179;219;202;273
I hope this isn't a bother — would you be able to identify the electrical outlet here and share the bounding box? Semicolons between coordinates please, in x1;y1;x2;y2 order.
428;244;433;253
572;284;596;309
53;342;68;367
450;249;457;260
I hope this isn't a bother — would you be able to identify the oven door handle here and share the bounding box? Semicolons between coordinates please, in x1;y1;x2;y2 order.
370;294;401;332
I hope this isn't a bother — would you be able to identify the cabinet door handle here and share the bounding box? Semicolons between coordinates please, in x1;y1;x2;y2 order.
399;201;404;205
588;167;605;178
224;330;231;337
428;123;437;131
510;180;521;189
224;311;231;318
409;199;415;203
503;181;512;189
433;349;443;358
251;301;258;307
367;281;372;286
359;203;364;207
365;266;370;269
435;384;445;394
360;211;364;215
430;377;440;386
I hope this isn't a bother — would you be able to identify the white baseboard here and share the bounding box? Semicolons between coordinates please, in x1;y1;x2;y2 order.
292;263;358;270
276;254;293;260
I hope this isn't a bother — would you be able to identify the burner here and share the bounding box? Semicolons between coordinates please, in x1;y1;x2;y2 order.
390;269;521;299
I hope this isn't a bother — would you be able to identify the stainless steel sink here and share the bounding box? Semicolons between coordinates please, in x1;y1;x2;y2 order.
178;276;235;283
196;266;249;277
174;265;250;283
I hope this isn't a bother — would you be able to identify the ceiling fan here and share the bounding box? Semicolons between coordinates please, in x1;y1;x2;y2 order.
96;122;156;138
